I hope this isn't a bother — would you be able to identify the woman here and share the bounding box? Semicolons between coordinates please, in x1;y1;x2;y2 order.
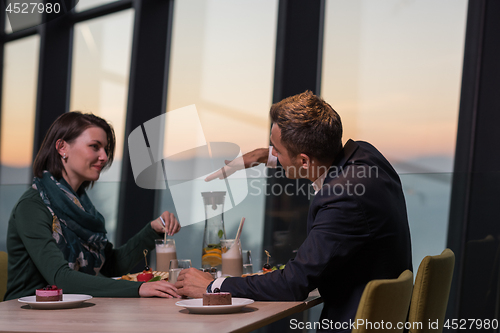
4;112;180;301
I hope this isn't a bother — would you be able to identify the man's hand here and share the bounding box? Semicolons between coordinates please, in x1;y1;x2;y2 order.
175;268;214;298
205;148;269;181
138;280;180;298
151;211;181;236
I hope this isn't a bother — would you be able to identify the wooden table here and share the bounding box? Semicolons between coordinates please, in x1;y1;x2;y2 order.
0;291;322;333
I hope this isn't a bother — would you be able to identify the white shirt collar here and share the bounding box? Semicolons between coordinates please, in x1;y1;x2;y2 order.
312;169;328;195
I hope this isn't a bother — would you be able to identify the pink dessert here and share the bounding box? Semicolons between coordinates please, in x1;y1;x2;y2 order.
36;285;63;302
203;292;232;306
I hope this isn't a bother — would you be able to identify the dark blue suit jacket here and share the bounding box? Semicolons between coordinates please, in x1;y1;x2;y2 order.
221;140;412;331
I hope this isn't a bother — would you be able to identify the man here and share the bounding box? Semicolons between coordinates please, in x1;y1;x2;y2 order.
176;91;412;331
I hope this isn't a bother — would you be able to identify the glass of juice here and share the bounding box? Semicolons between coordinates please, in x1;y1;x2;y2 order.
221;239;243;277
155;239;177;272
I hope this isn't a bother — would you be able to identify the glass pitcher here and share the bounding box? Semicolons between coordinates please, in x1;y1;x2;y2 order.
201;191;227;269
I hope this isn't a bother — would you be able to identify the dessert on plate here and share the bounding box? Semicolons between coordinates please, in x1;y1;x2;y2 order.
203;292;232;306
36;285;63;302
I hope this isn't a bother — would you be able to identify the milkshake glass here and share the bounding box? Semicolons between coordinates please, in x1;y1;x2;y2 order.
221;239;243;277
155;239;177;272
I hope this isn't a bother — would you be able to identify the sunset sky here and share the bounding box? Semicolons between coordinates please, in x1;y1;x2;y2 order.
1;0;468;174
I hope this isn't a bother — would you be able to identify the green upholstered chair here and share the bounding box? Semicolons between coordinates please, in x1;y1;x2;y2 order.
408;248;455;333
0;251;7;301
352;269;413;333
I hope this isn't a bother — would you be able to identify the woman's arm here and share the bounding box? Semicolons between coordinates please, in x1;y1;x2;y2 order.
10;193;177;298
99;212;180;277
11;195;143;297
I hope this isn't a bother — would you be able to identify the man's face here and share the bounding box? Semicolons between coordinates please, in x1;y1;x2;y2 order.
270;124;303;179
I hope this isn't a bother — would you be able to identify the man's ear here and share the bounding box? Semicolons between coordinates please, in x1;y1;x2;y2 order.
298;153;311;169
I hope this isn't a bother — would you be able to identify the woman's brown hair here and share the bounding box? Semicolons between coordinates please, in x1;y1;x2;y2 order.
33;112;116;190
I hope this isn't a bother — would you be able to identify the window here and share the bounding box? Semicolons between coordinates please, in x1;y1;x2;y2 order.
158;0;279;269
0;35;40;251
70;9;134;242
76;0;120;12
3;0;42;33
322;0;468;269
0;36;39;184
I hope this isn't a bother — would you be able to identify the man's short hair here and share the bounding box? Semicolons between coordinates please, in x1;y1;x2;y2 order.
270;91;343;162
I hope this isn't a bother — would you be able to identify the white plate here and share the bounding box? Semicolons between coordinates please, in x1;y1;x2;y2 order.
176;298;254;314
18;294;93;309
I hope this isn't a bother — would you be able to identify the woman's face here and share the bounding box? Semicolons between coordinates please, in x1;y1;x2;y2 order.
60;126;108;191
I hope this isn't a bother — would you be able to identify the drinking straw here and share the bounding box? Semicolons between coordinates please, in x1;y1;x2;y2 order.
235;217;245;243
160;216;167;243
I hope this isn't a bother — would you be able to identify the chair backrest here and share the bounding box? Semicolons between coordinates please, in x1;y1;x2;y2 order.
408;248;455;333
352;269;413;333
0;251;7;301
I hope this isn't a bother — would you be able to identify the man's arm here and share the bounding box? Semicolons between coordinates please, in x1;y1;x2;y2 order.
220;202;369;301
176;196;370;300
205;148;271;181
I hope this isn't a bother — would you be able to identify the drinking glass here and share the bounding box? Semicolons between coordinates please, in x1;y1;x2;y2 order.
242;250;253;275
169;259;192;284
221;239;243;277
155;239;177;272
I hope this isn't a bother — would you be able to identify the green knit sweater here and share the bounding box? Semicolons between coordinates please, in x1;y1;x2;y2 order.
4;188;160;301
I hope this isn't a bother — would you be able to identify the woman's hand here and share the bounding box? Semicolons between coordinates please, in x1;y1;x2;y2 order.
138;280;180;298
151;211;181;236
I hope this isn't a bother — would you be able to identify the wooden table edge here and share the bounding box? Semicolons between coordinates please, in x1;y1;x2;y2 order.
231;293;323;333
